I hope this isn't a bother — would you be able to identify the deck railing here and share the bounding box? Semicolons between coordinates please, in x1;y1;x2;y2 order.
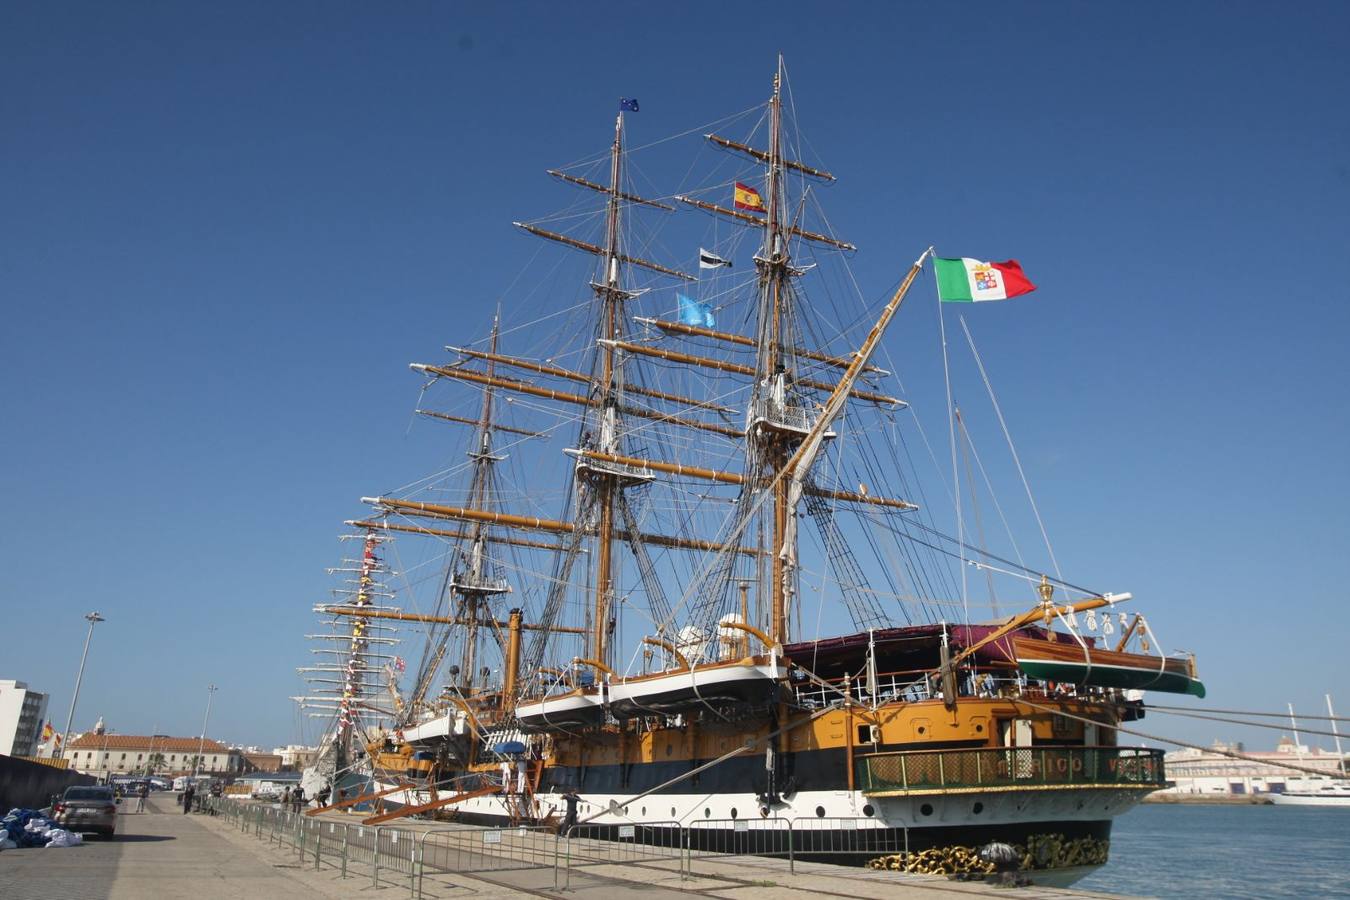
858;745;1165;794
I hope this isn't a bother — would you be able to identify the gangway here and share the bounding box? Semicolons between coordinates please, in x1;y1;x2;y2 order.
360;781;499;825
304;781;413;816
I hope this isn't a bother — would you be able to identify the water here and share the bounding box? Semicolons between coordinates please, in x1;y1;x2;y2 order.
1076;804;1350;898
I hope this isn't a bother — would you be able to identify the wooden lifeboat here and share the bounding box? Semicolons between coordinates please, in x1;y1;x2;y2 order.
1011;637;1206;697
515;686;607;731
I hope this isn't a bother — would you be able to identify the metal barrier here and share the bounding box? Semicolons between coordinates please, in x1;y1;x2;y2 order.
415;824;559;897
559;820;683;890
207;796;915;896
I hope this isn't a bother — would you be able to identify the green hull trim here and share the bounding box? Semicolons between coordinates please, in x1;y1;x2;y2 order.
1017;660;1206;698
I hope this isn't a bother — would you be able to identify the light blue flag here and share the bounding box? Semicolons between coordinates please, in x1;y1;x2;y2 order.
678;295;715;329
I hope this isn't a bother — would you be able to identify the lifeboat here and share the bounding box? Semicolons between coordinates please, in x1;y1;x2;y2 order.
1011;637;1206;697
609;656;783;719
515;686;607;731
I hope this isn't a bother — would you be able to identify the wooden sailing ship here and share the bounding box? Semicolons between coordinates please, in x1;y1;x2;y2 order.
298;59;1203;881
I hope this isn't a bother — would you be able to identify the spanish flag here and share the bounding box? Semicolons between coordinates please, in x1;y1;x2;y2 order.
733;182;765;213
41;721;54;743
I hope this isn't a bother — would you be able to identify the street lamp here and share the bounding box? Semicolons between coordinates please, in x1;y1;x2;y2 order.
193;684;217;779
60;612;105;759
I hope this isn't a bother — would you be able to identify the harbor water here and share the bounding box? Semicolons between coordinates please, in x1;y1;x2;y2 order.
1076;803;1350;898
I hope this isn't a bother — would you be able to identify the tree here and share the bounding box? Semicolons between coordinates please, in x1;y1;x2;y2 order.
145;752;167;774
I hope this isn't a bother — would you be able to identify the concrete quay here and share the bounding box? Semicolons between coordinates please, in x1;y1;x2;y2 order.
0;795;1134;899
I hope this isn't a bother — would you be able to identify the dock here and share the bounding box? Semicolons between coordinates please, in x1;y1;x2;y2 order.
0;795;1135;899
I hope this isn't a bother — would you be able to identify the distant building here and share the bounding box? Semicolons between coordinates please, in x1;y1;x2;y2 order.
66;733;243;776
1161;737;1349;795
0;680;50;757
242;752;284;773
272;744;319;770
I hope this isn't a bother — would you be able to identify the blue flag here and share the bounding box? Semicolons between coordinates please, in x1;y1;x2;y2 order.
678;295;715;329
619;98;640;112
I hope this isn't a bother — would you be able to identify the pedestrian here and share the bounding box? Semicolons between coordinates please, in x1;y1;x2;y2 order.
282;786;292;809
292;787;305;814
136;782;148;814
561;790;580;833
182;781;196;815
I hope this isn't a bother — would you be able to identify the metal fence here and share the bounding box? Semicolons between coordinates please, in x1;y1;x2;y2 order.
207;796;909;895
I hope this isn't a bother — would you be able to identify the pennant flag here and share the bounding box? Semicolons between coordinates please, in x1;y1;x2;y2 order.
733;182;765;213
698;248;732;269
619;98;640;112
678;294;716;329
934;257;1036;303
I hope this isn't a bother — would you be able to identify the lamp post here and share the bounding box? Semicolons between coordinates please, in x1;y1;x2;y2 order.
193;684;217;779
60;612;105;759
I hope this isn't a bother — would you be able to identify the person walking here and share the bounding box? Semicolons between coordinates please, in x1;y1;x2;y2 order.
135;782;148;814
182;782;196;815
291;787;305;815
282;786;292;809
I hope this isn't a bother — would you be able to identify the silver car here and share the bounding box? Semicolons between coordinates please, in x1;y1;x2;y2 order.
54;785;118;838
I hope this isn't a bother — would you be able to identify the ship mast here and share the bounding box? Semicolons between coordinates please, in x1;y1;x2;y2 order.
448;313;512;697
754;56;796;645
587;110;632;672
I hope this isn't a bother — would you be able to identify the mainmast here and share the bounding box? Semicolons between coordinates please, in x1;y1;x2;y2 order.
586;110;634;672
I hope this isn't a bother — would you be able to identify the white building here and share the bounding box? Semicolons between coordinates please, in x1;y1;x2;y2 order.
272;744;319;770
66;733;242;776
1160;737;1348;795
0;680;50;757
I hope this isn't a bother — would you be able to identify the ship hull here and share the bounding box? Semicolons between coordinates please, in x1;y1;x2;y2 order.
371;777;1135;885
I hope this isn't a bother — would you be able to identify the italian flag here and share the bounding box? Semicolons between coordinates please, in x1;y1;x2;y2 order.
934;257;1036;302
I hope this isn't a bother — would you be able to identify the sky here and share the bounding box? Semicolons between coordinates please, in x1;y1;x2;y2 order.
2;2;1347;755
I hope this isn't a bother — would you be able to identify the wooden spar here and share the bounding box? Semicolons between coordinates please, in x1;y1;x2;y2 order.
361;782;500;825
599;340;902;407
346;519;568;553
547;169;674;210
362;496;761;557
446;346;736;415
414;409;545;438
567;448;741;484
566;449;917;510
633;316;890;377
316;605;588;635
412;364;743;438
945;594;1125;672
305;781;413;816
513;222;695;282
675;195;855;251
705;132;836;181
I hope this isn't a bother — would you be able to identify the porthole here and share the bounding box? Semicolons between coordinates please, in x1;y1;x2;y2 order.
730;808;738;819
641;806;646;815
917;726;927;736
862;804;875;817
975;724;984;733
704;807;711;818
624;806;629;815
972;802;984;815
665;744;673;756
919;803;933;817
815;806;826;818
671;807;676;817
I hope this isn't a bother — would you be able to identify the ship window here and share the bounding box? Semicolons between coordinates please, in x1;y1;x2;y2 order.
972;802;983;815
862;804;874;817
641;806;646;815
671;807;676;817
704;808;710;818
623;807;629;815
730;807;738;819
815;806;825;818
917;726;927;736
857;725;871;744
920;803;933;817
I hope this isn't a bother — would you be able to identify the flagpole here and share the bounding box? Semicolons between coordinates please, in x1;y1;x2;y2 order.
933;255;968;624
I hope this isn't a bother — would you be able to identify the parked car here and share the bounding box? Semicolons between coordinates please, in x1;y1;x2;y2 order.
53;785;118;838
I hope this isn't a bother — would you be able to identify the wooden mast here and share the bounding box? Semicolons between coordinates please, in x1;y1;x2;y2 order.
764;57;792;645
590;109;626;673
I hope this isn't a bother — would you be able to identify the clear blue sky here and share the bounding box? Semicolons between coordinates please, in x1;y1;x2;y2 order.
3;2;1347;754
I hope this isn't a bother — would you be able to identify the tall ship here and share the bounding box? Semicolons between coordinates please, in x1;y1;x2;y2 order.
297;59;1203;883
